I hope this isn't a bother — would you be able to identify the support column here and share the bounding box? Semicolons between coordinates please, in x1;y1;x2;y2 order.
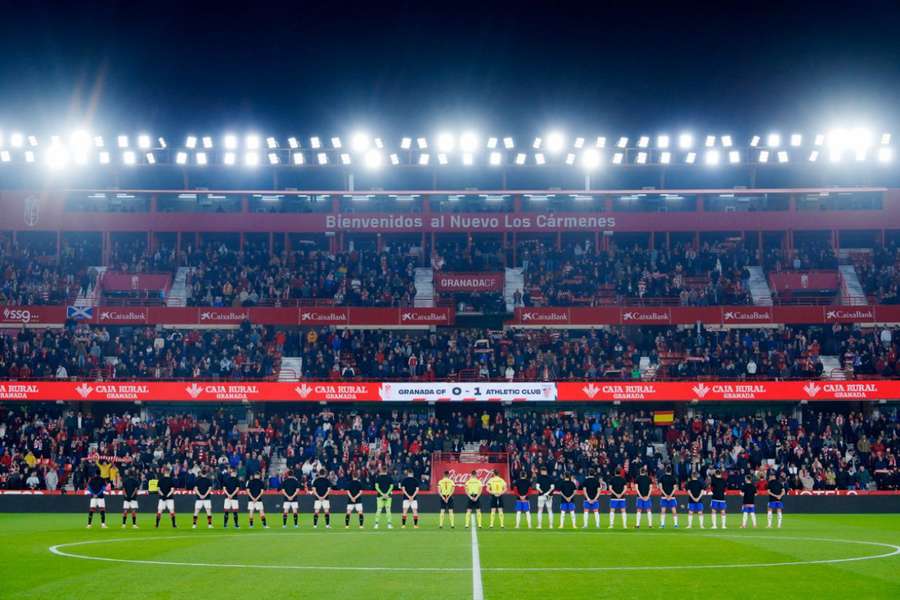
268;232;274;257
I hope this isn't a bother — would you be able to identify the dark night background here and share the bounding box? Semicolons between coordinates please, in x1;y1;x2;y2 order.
0;1;898;137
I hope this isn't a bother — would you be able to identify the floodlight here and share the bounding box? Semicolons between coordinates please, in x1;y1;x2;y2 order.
808;150;819;162
637;136;649;148
244;151;259;167
186;136;197;149
487;137;498;149
288;137;299;149
145;152;156;165
93;136;104;148
721;135;733;148
202;136;213;149
678;133;693;149
777;151;789;163
459;131;479;153
175;151;188;165
98;151;110;164
310;136;322;149
243;135;260;149
616;136;628;149
123;150;136;165
657;135;670;149
266;136;277;149
317;152;328;165
660;151;671;164
514;152;526;165
46;144;69;169
705;135;716;148
546;131;565;153
829;149;842;163
595;136;606;148
400;137;412;150
850;127;872;151
292;152;304;165
705;149;720;165
565;153;576;165
532;137;542;149
138;134;151;149
418;153;430;166
0;150;9;162
437;153;448;165
750;135;760;147
267;152;279;165
612;152;623;165
503;136;514;149
331;136;342;149
158;137;167;149
224;134;238;150
684;151;696;164
196;152;208;165
581;148;601;170
437;132;455;153
223;151;236;165
27;135;38;147
417;137;428;149
758;150;769;163
878;147;893;163
374;137;384;148
533;152;545;165
574;137;585;149
351;132;370;153
10;132;23;147
767;133;781;148
489;151;502;166
827;129;847;150
636;151;647;164
462;152;474;166
389;153;400;165
855;149;867;161
70;130;91;150
24;150;35;163
814;134;825;146
118;135;129;148
790;133;802;147
880;133;891;145
340;153;352;165
728;150;740;164
364;149;383;169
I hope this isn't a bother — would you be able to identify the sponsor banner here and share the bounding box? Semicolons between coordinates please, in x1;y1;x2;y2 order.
298;307;349;325
379;381;558;402
398;307;454;326
2;380;900;402
721;307;775;325
196;307;252;325
874;305;900;323
430;460;510;490
620;307;672;325
434;272;504;293
95;307;149;325
0;306;65;326
569;307;620;326
823;307;875;324
515;307;571;325
101;272;171;292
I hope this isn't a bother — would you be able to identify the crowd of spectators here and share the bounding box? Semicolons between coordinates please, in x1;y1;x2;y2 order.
1;405;896;494
0;238;100;305
519;241;753;307
857;244;900;305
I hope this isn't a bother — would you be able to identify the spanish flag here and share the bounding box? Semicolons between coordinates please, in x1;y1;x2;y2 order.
653;411;674;426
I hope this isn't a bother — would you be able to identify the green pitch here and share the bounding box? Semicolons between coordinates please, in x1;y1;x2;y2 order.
1;513;899;599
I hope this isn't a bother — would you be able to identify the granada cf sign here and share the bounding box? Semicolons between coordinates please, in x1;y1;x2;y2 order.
434;272;504;293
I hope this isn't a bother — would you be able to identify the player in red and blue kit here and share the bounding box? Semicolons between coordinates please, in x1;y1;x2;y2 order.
580;470;602;528
686;471;705;529
740;474;758;528
658;465;679;528
557;474;578;529
86;472;108;528
608;470;628;529
634;466;653;529
513;473;532;529
709;469;728;529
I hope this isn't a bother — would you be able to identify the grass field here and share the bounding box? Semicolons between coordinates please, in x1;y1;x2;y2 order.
2;513;899;599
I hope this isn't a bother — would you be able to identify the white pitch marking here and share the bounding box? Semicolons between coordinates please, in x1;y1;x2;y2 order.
470;517;484;600
48;533;900;574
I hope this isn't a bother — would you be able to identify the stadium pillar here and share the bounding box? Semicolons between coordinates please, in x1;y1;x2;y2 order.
649;232;655;250
268;232;274;257
55;231;60;259
176;232;181;253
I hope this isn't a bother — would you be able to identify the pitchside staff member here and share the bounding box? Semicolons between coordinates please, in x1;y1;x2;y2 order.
658;466;679;529
486;470;507;528
121;469;140;528
400;469;420;529
222;468;241;528
557;473;578;529
281;470;301;528
155;468;176;528
634;467;653;529
437;471;456;529
709;469;728;529
686;471;705;529
740;475;758;529
344;474;364;529
767;473;785;528
608;469;628;529
86;470;107;528
581;469;602;529
464;471;483;528
192;468;214;529
535;466;555;529
373;466;394;529
247;473;269;528
311;469;332;528
513;472;532;529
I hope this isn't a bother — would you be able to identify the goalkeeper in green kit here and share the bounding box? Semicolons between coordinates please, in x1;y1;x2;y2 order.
373;465;394;529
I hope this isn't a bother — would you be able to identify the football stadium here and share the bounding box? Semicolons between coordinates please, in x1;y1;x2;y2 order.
1;4;900;600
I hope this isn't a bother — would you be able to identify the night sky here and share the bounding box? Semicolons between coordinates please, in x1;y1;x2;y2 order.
0;1;898;137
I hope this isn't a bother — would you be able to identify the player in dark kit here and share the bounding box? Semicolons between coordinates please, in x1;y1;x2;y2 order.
86;471;108;528
311;469;331;528
686;471;705;529
740;474;758;528
222;467;241;528
344;475;364;528
767;472;785;528
121;469;140;528
581;469;602;528
658;465;679;529
709;469;728;529
155;469;176;528
557;473;578;529
247;473;268;528
281;470;301;528
535;466;555;529
634;466;653;529
192;468;214;529
608;469;628;529
400;469;420;529
513;472;532;529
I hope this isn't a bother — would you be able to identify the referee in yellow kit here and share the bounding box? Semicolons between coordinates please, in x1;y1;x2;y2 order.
487;470;508;528
437;471;456;529
464;471;483;528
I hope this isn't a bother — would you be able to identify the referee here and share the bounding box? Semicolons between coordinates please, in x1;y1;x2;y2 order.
464;471;483;529
437;471;456;529
487;470;507;528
